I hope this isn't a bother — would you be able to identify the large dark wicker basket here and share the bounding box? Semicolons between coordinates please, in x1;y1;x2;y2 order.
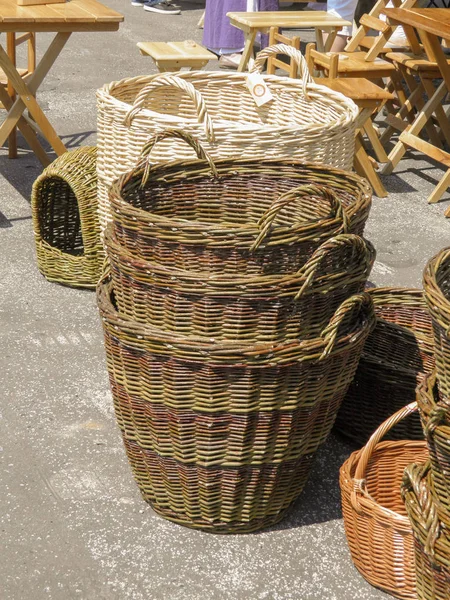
31;146;102;288
335;288;434;444
108;130;372;275
402;462;450;600
97;278;375;533
106;229;375;343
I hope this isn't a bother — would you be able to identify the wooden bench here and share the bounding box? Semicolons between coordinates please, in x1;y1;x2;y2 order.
137;41;217;72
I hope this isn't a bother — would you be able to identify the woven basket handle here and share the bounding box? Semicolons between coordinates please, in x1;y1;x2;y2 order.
251;44;313;99
294;234;374;300
123;74;215;142
320;292;373;359
137;129;219;186
402;463;440;560
350;402;418;511
251;184;348;252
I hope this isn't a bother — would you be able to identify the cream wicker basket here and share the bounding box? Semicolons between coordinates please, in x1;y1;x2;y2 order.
96;44;358;234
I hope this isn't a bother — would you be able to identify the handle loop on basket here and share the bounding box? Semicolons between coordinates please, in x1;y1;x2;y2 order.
403;463;441;561
251;44;313;100
320;292;373;359
350;401;418;513
137;129;219;186
250;185;348;252
123;74;215;142
294;234;374;301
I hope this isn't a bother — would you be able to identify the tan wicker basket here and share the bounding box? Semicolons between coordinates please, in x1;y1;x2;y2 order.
97;44;358;233
109;130;371;274
417;371;450;531
31;146;102;289
98;278;374;533
423;247;450;399
340;402;428;599
105;229;375;342
402;462;450;600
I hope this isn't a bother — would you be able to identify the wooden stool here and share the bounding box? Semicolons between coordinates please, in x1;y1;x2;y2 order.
317;77;394;197
137;41;217;72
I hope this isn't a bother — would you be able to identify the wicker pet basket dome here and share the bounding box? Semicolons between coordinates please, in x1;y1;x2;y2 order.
340;402;428;599
335;288;435;444
97;44;358;233
31;146;102;289
402;462;450;600
98;278;375;533
109;130;371;275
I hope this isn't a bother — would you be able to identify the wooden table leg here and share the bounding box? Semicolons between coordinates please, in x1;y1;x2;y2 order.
0;32;71;157
6;33;17;159
0;83;50;165
382;80;448;175
322;28;339;53
237;29;257;72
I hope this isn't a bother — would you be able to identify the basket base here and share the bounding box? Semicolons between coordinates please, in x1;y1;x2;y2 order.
124;439;316;534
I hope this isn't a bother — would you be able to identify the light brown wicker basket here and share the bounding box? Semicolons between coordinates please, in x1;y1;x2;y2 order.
340;402;428;599
97;44;358;233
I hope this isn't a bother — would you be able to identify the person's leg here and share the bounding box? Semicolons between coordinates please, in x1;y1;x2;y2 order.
326;0;359;52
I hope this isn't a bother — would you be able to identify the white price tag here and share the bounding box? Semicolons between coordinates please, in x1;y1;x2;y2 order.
246;72;273;107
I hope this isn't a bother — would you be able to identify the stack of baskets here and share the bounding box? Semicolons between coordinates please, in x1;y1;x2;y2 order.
97;128;376;533
402;247;450;600
339;247;450;599
96;44;359;236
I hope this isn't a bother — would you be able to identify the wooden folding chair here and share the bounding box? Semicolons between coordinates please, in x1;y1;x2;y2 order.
264;29;393;197
1;32;36;159
266;27;301;77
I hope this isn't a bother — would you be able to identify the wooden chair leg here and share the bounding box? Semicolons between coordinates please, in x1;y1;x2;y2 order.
354;136;388;198
6;32;17;158
364;118;389;163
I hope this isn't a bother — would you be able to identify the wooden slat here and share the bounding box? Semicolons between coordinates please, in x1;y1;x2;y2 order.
227;11;352;29
383;8;450;42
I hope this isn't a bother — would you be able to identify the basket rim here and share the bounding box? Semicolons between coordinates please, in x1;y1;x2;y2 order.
98;277;374;365
97;73;359;133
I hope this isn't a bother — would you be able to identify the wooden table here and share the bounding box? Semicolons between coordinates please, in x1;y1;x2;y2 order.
227;11;352;72
382;8;450;212
0;0;123;165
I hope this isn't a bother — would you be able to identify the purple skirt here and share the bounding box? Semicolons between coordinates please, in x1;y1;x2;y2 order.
203;0;279;51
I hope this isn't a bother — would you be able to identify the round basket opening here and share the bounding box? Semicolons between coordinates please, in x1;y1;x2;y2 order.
37;176;84;256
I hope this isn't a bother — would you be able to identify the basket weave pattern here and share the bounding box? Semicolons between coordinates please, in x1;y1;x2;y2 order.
340;402;428;599
106;229;375;343
402;462;450;600
31;146;102;289
97;44;358;233
423;248;450;400
99;278;374;532
336;288;435;444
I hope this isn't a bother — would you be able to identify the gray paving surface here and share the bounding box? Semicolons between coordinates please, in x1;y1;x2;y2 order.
1;2;449;599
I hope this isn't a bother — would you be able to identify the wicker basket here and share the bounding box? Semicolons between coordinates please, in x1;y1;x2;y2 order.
105;229;375;342
417;371;450;531
97;44;358;233
98;277;375;533
336;288;435;444
109;130;371;274
423;248;450;400
31;146;102;289
340;402;428;599
402;462;450;600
